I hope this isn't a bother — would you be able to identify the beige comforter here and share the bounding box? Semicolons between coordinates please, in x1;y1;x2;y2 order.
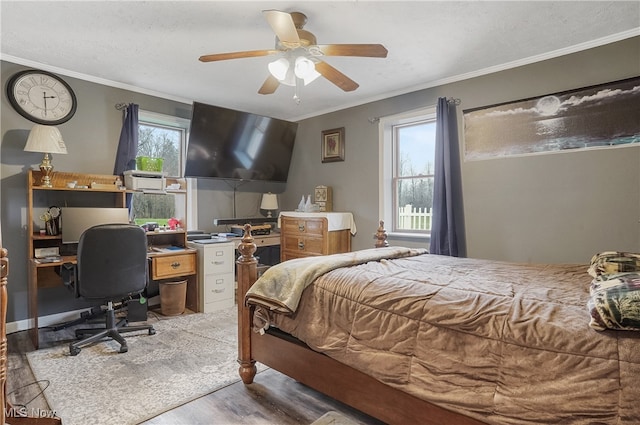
247;250;640;424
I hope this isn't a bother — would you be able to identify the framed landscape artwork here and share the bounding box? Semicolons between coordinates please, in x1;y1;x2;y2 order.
463;76;640;161
321;127;345;163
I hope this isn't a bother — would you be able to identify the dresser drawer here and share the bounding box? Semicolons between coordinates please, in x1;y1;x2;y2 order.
279;213;353;262
281;217;326;237
152;252;197;280
281;235;324;255
202;244;234;275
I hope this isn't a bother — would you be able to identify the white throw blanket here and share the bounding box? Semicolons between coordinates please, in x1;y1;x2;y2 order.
245;246;428;314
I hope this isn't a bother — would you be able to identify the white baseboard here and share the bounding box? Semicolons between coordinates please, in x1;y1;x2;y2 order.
7;308;89;335
7;297;161;335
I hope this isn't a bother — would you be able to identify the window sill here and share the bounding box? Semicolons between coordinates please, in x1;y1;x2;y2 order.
387;232;430;241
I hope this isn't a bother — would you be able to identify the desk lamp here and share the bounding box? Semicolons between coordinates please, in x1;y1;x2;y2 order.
260;193;278;218
24;124;68;187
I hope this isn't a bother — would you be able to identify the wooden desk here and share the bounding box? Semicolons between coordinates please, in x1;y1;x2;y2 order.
26;170;197;349
232;232;281;249
27;247;197;350
233;232;281;266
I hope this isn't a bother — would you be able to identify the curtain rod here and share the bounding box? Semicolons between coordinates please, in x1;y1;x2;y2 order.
368;97;462;124
115;103;128;111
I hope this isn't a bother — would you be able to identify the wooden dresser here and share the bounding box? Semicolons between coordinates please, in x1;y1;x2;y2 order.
279;212;355;261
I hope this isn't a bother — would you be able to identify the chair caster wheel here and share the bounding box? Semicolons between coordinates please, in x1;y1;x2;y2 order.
70;345;80;356
149;329;156;335
119;346;128;353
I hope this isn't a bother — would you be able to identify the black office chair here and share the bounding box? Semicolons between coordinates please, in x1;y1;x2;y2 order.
65;223;155;356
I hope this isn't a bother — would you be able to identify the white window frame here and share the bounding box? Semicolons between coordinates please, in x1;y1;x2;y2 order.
138;110;189;177
378;106;436;239
138;110;197;230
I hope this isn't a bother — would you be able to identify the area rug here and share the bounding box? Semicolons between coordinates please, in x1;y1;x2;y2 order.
26;306;264;425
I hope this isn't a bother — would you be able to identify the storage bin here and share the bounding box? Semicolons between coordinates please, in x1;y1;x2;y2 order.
136;156;164;172
159;280;187;316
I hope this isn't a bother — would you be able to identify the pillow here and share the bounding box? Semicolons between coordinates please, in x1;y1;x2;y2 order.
588;272;640;331
588;251;640;278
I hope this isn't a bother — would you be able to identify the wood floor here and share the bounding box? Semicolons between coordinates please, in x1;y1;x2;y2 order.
6;310;385;425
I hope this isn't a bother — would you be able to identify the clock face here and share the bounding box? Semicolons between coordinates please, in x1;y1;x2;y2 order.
7;70;77;125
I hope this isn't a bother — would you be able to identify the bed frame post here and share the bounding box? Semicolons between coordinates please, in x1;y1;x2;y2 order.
236;224;258;384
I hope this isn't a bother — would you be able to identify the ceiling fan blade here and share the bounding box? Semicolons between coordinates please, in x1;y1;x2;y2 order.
199;49;278;62
258;75;280;95
263;10;300;44
315;61;359;92
316;44;388;58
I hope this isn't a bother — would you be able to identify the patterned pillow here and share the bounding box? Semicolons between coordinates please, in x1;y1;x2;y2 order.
588;272;640;331
588;251;640;278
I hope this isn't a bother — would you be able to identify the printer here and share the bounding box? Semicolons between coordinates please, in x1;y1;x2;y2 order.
123;170;166;191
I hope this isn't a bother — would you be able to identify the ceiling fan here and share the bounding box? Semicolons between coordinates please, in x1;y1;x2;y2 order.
199;10;388;99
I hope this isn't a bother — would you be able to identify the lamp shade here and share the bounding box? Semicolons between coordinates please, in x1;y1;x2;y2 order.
261;193;278;211
268;58;289;81
24;124;67;154
294;56;321;85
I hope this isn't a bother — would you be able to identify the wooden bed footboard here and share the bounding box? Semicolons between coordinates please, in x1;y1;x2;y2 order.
236;223;487;425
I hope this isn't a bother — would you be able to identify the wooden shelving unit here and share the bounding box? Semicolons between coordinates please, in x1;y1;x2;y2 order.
26;169;198;349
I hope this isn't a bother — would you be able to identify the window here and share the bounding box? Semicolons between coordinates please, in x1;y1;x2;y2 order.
137;110;189;177
379;107;436;236
131;110;192;227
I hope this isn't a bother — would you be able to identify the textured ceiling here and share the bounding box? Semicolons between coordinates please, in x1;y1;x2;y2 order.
1;1;639;121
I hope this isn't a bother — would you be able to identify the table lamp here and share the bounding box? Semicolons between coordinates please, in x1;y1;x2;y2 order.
260;193;278;218
24;124;68;187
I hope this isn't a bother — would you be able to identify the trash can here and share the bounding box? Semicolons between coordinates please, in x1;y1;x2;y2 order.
159;280;187;316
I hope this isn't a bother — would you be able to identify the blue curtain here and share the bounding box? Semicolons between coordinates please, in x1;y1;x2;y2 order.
429;97;466;257
113;103;139;210
113;103;139;175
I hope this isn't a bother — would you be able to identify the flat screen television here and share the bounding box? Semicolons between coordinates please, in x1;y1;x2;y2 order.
184;102;298;182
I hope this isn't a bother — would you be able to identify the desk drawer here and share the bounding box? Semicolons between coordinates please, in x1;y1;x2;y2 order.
152;253;196;280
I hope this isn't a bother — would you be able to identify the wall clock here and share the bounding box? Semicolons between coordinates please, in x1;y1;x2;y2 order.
6;69;77;125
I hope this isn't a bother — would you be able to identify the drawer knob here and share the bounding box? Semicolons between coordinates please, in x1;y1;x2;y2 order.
298;241;305;250
171;262;181;269
298;224;305;231
213;289;225;294
213;260;224;265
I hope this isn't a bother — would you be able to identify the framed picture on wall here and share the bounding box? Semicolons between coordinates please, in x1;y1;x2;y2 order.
463;76;640;161
321;127;345;163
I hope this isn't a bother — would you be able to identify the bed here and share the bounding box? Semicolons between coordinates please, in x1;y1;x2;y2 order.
235;223;640;425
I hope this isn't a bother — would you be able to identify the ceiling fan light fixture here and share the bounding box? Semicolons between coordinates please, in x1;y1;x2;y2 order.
294;56;321;85
294;56;314;78
302;69;321;86
268;58;290;81
200;10;388;97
